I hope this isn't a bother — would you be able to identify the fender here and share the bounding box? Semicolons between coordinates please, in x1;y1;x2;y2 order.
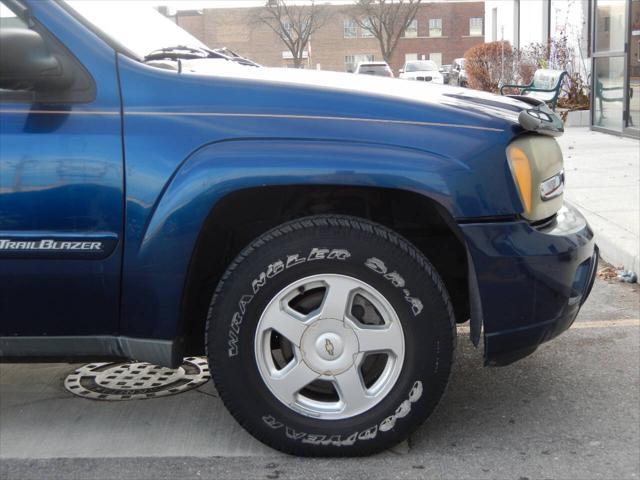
115;57;520;355
143;138;465;248
120;138;472;344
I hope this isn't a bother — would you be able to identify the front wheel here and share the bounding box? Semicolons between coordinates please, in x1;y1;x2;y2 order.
207;215;456;456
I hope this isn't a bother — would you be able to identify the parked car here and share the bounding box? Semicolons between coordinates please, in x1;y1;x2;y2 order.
0;0;597;458
451;57;468;87
398;60;443;84
354;61;394;77
440;64;452;84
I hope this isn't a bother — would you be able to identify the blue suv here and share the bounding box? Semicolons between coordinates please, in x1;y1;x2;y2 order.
0;0;597;456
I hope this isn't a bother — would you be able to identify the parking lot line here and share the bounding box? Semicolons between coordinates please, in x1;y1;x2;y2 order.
569;319;640;329
456;318;640;334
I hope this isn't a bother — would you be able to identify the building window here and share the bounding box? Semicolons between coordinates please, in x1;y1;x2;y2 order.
469;17;483;36
429;52;442;67
344;19;357;38
404;19;418;38
428;18;442;37
361;18;374;37
345;53;375;72
405;53;419;62
345;55;354;71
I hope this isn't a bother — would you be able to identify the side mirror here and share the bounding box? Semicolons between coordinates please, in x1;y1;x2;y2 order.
399;69;404;74
0;28;71;92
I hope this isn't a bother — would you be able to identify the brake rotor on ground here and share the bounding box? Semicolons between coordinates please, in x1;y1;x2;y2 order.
64;356;210;401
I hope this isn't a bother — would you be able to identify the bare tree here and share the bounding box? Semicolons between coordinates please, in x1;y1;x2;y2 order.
254;0;331;68
351;0;423;65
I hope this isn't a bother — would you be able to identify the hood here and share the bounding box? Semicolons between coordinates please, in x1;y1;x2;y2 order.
178;59;533;128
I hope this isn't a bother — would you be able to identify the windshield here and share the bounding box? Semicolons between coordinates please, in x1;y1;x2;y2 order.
405;61;438;73
64;1;208;59
358;65;391;77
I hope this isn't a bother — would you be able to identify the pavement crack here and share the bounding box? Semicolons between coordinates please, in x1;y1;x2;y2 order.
406;433;414;453
4;395;71;409
195;388;218;399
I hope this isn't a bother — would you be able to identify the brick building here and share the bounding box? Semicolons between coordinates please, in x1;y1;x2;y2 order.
173;0;484;74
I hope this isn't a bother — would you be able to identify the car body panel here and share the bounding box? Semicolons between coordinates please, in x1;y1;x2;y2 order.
115;53;525;340
0;0;123;336
0;0;596;368
461;205;597;365
123;138;465;339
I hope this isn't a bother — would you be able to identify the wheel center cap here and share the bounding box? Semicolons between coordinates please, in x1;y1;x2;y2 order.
300;318;359;375
315;333;344;360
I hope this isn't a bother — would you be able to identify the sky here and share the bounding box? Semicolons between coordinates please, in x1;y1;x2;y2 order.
0;0;356;18
150;0;357;10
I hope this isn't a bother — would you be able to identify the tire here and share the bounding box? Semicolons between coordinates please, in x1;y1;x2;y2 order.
207;215;456;456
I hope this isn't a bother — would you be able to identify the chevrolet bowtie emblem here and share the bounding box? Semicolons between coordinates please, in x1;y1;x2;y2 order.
325;338;335;357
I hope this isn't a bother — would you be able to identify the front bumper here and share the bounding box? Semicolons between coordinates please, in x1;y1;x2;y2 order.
460;204;597;366
401;75;443;83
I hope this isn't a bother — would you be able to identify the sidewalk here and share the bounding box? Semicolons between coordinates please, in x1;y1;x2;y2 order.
557;127;640;273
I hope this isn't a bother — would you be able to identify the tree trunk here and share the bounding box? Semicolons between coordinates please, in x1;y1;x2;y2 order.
382;48;392;65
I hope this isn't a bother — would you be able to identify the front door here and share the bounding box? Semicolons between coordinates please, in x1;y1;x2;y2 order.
0;1;123;337
592;0;628;133
626;0;640;136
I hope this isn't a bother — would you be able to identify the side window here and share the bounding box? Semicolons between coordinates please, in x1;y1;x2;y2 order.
0;2;27;29
1;3;37;98
0;1;95;103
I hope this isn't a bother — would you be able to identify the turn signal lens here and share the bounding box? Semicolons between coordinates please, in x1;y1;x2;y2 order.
507;145;533;214
540;170;565;200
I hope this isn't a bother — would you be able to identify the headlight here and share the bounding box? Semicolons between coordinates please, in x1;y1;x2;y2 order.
506;135;564;222
540;170;565;200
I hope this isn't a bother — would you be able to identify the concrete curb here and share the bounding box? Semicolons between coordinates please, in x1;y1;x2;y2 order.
568;199;640;274
559;127;639;276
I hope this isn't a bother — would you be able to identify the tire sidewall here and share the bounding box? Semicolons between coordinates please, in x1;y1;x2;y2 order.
209;220;454;455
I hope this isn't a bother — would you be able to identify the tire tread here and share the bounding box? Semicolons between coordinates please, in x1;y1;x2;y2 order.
206;215;456;456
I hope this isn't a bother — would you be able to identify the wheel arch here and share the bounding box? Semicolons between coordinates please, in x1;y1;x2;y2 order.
123;139;481;355
179;184;475;357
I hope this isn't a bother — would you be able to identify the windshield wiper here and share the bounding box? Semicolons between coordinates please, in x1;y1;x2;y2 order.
144;45;260;67
210;48;261;67
144;45;212;62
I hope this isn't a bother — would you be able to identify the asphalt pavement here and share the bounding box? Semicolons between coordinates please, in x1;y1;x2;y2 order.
1;276;638;480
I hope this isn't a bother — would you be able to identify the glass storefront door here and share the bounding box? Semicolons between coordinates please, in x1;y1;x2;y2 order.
627;0;640;135
592;0;627;133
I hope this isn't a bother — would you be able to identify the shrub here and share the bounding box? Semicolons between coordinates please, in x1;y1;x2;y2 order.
464;35;590;113
464;41;516;93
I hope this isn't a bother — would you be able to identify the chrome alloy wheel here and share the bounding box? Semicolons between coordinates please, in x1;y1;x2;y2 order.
254;274;405;420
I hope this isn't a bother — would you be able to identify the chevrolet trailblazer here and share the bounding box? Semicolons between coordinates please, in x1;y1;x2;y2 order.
0;0;597;456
